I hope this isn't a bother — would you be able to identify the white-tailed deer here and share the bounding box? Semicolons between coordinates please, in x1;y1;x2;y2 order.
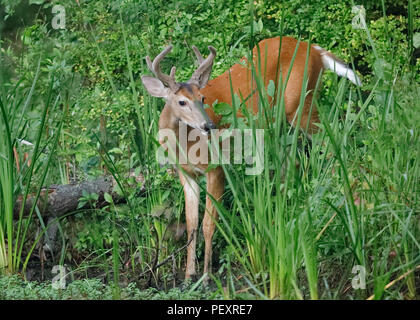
141;36;361;282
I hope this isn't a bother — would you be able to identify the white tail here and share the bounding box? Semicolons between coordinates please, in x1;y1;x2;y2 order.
314;45;362;86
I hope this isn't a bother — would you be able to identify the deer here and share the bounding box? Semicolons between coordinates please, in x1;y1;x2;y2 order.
141;36;362;283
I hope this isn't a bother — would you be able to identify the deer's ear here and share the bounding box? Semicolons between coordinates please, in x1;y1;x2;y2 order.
141;76;169;98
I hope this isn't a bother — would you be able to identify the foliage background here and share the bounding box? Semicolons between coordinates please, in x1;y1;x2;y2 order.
0;0;419;300
1;0;418;180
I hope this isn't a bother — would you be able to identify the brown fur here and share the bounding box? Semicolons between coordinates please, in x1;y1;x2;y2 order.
202;36;323;132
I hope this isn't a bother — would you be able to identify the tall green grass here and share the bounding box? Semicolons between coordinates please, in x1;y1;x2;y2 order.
213;69;419;299
0;56;63;274
79;5;184;293
210;33;320;299
210;13;419;299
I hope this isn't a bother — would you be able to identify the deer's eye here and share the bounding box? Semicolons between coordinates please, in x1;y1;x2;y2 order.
179;101;187;106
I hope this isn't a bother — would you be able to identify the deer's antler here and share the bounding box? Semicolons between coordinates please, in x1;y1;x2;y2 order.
189;46;217;88
146;45;180;92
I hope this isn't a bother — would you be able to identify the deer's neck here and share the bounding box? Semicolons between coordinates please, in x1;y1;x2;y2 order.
158;104;208;176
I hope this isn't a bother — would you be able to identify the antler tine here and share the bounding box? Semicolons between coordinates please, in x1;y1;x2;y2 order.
189;46;217;88
146;45;179;91
170;66;176;78
192;45;204;64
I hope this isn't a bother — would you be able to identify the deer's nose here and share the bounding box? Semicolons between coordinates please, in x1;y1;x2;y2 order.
203;121;216;134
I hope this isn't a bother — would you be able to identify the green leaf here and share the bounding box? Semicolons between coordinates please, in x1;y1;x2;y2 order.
213;102;232;116
236;117;248;129
29;0;46;4
267;80;275;98
104;192;113;204
220;113;234;126
77;201;87;209
109;147;123;155
113;184;124;197
258;19;263;32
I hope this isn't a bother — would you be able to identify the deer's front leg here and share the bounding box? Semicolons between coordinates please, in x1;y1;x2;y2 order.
203;166;225;280
179;171;200;280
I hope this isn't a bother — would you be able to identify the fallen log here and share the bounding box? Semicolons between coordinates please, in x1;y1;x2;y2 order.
14;173;145;219
15;176;114;218
13;172;145;257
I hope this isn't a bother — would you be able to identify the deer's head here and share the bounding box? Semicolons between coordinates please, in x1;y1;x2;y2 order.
141;45;217;135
